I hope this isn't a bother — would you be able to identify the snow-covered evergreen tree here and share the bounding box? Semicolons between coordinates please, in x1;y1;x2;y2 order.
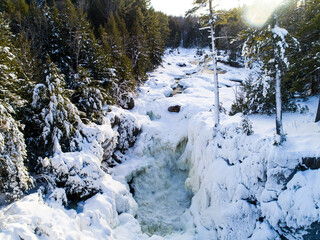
72;67;106;124
145;9;166;70
0;13;33;203
127;7;149;81
241;15;299;144
42;2;63;67
104;13;136;107
0;103;33;203
230;71;277;115
0;13;24;106
28;56;81;158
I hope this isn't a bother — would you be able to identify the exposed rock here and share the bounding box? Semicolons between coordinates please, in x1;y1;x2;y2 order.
217;59;244;68
229;78;243;83
168;105;181;113
301;157;320;170
120;93;135;110
170;85;184;97
102;136;117;164
177;63;187;67
106;108;141;166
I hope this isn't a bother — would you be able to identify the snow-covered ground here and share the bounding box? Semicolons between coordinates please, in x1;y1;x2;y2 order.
1;48;320;239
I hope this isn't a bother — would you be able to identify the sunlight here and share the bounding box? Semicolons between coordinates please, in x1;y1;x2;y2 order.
243;0;284;28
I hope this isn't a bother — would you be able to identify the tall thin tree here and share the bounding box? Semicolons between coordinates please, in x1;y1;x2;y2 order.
209;0;220;126
242;13;299;144
188;0;220;126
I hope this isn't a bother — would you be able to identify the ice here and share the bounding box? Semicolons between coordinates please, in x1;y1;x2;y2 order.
1;48;320;239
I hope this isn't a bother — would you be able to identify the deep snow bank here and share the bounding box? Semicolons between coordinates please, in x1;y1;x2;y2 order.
178;111;320;239
0;173;137;240
0;107;141;240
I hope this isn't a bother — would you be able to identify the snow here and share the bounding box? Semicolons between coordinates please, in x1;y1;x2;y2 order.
1;48;320;239
272;25;288;41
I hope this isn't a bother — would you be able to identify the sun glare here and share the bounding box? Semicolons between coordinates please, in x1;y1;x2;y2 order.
243;0;284;28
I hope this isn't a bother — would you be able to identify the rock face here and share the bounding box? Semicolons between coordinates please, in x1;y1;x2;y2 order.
106;108;141;166
111;115;141;153
101;136;118;164
120;93;135;110
168;105;181;113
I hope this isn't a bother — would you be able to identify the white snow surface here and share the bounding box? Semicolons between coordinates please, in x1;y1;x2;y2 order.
1;48;320;239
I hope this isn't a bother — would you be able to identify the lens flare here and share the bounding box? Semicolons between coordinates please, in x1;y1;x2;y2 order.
244;0;283;28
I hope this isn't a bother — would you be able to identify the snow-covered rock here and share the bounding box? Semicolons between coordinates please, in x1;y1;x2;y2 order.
178;110;320;239
107;107;141;165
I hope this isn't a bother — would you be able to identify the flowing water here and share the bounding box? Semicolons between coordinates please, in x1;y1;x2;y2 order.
129;140;193;237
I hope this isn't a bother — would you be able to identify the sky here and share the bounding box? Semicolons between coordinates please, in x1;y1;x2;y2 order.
150;0;284;27
150;0;248;16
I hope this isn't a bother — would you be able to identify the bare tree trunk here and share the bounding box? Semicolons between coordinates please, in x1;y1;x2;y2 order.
209;0;220;127
316;97;320;122
275;65;285;143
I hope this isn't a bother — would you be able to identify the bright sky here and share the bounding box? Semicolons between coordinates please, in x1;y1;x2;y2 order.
151;0;284;27
150;0;248;16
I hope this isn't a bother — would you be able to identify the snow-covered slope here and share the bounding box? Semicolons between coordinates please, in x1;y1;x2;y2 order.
1;49;319;240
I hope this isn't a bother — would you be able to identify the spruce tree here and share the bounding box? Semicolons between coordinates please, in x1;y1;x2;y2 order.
59;0;93;78
27;56;81;159
0;13;33;202
144;9;165;70
105;13;135;105
168;17;181;48
42;1;63;67
0;102;33;203
241;15;299;143
0;13;21;103
286;0;320;96
127;7;149;81
72;67;107;124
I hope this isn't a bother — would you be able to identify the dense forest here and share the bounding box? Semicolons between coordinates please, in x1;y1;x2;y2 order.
0;0;173;202
0;0;319;203
227;0;319;117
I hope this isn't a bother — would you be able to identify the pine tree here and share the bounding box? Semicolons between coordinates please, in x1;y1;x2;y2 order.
13;32;40;102
4;0;29;34
71;67;106;124
241;15;299;144
168;17;181;48
114;12;129;51
0;12;27;106
105;13;135;104
217;8;246;63
144;9;165;70
26;56;81;159
0;12;33;203
127;7;149;81
59;0;95;78
286;0;320;96
42;2;63;66
157;11;170;48
0;102;33;203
